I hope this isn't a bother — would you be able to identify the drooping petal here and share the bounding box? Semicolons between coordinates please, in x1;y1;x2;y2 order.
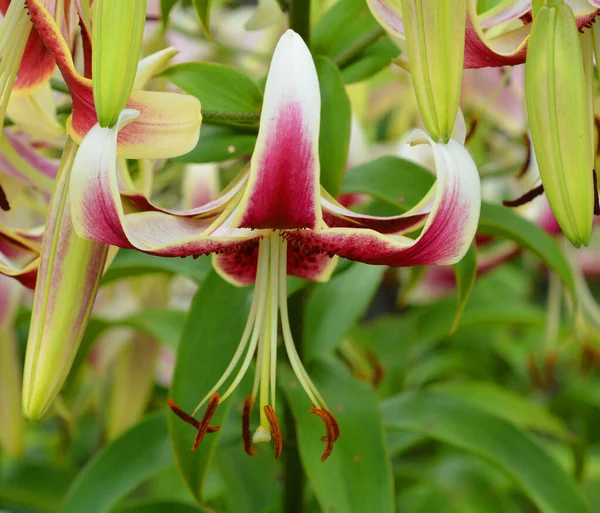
6;82;64;140
0;0;57;94
69;110;254;257
133;47;179;90
22;139;109;419
25;0;202;159
233;30;322;230
213;237;338;286
0;226;40;288
321;188;432;234
182;163;220;210
288;132;481;267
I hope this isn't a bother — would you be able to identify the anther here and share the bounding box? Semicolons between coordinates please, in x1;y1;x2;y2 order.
242;396;256;456
167;398;220;433
191;393;221;451
309;407;340;461
0;184;10;211
502;183;544;208
264;405;283;459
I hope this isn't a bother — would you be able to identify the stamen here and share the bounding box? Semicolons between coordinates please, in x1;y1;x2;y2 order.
191;393;220;451
464;116;478;144
167;398;220;432
242;396;256;456
593;169;600;215
264;405;283;459
366;350;385;389
502;183;544;208
0;184;10;211
309;407;340;461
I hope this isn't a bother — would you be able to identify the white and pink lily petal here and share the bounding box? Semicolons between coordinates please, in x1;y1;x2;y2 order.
367;0;600;69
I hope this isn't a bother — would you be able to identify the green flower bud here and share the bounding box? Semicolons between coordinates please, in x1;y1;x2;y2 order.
525;2;594;247
92;0;146;128
400;0;466;143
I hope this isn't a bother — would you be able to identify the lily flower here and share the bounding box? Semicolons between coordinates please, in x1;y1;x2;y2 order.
68;30;481;459
367;0;600;69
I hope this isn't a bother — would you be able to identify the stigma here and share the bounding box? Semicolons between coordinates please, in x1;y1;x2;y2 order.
168;232;339;461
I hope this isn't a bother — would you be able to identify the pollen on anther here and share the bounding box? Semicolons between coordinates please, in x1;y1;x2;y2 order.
309;407;340;461
264;405;283;459
242;396;256;456
191;393;221;451
167;398;220;434
0;185;10;211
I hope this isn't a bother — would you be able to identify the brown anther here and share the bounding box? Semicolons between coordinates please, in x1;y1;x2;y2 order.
242;396;256;456
309;407;340;461
264;405;283;459
0;185;10;211
502;183;544;208
593;170;600;215
167;398;220;434
516;133;532;179
191;393;220;451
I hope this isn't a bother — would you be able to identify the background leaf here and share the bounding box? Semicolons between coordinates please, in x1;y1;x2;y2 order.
60;413;173;513
382;391;592;513
163;63;263;113
452;243;477;332
281;359;395;513
315;56;351;196
175;125;256;164
192;0;212;38
303;262;385;361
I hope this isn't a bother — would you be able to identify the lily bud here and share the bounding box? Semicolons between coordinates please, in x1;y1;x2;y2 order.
22;139;109;419
92;0;146;127
525;1;594;247
399;0;466;142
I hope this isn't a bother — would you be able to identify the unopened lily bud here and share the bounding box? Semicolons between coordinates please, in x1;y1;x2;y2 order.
92;0;146;127
525;1;594;247
22;140;109;419
400;0;466;142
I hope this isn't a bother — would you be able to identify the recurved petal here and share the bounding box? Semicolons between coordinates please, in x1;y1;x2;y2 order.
22;139;109;419
69;111;253;256
288;132;481;267
0;227;40;289
464;0;599;68
233;30;322;230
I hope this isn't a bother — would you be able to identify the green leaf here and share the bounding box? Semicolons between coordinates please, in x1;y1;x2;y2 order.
340;156;434;211
160;0;178;27
163;63;263;113
430;381;571;441
169;271;253;504
115;502;208;513
382;391;592;513
60;413;173;513
281;359;394;513
478;203;575;297
312;0;399;84
315;56;351;196
303;262;385;361
192;0;212;38
103;250;211;284
175;125;257;163
0;464;74;512
452;243;477;332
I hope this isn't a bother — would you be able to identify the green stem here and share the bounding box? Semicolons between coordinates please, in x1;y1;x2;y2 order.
289;0;311;46
201;109;260;131
334;26;385;69
283;290;307;513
